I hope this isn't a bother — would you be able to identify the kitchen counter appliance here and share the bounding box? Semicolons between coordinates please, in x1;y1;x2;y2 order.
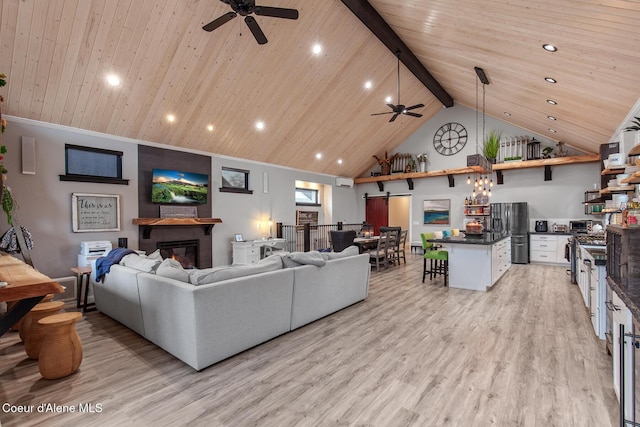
535;220;548;232
569;233;606;284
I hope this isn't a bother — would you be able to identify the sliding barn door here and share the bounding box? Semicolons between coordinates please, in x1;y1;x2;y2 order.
365;197;389;235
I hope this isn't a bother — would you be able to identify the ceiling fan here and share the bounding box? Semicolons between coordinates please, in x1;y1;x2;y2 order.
371;51;425;122
202;0;299;45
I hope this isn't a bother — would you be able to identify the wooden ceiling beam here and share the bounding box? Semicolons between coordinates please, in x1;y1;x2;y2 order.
341;0;454;108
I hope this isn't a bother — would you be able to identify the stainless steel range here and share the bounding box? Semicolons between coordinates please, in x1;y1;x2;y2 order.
570;233;606;284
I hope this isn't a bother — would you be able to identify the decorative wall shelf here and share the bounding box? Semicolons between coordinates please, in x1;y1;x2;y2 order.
132;218;222;239
353;154;600;190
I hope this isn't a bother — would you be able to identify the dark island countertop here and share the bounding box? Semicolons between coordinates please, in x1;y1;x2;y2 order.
428;232;511;246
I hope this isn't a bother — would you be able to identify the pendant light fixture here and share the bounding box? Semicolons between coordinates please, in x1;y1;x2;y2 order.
467;66;494;200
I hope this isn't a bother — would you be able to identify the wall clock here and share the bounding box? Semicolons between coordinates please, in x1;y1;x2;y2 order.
433;122;468;156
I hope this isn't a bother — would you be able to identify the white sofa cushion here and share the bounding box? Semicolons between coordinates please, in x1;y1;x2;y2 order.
282;251;327;267
120;253;162;272
326;245;359;260
189;254;282;285
156;258;190;282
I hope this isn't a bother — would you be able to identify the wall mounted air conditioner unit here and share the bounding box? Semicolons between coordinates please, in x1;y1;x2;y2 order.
335;177;354;188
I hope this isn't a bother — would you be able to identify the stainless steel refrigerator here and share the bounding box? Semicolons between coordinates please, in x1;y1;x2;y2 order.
490;202;529;264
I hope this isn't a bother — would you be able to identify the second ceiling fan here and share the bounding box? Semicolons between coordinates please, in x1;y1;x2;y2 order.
202;0;299;45
371;51;425;122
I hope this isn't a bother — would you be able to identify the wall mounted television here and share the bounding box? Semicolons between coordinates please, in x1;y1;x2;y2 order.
151;169;208;204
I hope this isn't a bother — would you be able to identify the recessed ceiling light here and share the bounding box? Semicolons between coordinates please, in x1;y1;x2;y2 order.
546;99;557;105
547;116;557;121
385;96;393;103
207;124;214;131
503;112;511;116
167;114;175;123
315;153;322;160
548;128;557;133
312;43;322;55
542;44;557;52
364;81;373;89
545;77;557;84
106;74;121;87
255;121;265;130
337;159;343;165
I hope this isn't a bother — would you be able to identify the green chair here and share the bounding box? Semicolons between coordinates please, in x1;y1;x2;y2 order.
421;232;448;286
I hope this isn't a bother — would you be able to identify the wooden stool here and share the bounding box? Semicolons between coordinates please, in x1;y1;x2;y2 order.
21;301;65;358
38;312;83;380
8;294;55;332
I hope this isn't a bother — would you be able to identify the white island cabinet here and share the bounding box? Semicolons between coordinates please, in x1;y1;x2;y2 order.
429;234;511;292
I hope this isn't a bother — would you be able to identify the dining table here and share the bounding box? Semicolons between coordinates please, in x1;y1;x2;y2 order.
353;236;379;253
0;253;64;337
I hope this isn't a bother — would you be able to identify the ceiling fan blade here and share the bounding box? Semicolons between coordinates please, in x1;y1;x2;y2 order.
245;16;268;44
404;112;423;118
389;113;400;123
405;103;424;111
386;103;398;111
254;6;299;19
202;11;237;32
371;111;395;116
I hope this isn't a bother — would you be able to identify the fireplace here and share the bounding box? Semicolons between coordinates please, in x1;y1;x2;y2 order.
157;239;199;269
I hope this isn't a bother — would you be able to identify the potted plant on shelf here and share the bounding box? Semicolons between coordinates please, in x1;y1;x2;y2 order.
483;130;501;163
416;154;428;172
542;146;553;159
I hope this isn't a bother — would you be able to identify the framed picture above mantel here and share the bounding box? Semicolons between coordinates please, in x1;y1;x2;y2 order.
220;167;252;194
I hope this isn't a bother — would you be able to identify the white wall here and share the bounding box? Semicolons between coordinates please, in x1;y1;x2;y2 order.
1;117;361;276
356;105;601;243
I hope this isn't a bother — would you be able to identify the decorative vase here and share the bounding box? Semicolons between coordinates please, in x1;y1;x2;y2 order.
419;162;427;172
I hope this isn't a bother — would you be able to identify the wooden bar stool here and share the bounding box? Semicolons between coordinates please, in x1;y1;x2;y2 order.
8;293;54;332
21;301;65;358
38;312;83;379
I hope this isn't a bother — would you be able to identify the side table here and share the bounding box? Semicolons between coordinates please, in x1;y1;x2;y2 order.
70;266;95;313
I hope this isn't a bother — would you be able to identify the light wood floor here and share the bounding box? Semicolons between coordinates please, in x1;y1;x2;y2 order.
0;254;619;426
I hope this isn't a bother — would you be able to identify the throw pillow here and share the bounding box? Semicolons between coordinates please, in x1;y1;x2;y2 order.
190;255;282;285
452;228;460;236
156;258;190;282
434;231;444;239
283;251;326;267
146;249;162;260
120;253;162;273
326;245;359;260
442;230;451;238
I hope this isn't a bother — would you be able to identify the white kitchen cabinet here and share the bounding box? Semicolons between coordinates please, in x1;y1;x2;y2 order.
491;236;511;284
612;290;634;419
530;234;569;265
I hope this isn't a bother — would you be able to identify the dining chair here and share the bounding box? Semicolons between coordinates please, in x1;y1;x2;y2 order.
421;232;448;286
392;230;408;265
380;226;401;266
330;230;356;252
369;231;391;272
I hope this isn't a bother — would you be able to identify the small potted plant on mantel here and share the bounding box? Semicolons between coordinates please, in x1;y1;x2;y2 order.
416;154;428;172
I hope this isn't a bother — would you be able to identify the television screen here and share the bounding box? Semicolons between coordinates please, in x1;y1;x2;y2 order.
151;169;208;204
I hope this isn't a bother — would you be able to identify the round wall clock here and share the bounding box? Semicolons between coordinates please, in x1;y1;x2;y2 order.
433;122;468;156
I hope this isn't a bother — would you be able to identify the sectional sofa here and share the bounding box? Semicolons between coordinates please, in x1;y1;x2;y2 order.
90;247;370;371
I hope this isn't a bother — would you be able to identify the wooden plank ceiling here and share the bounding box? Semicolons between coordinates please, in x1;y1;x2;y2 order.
1;0;639;178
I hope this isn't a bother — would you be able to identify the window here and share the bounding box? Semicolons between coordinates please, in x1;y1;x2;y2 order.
295;188;320;206
60;144;129;185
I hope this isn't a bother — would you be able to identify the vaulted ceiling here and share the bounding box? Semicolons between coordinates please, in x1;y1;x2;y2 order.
1;0;639;178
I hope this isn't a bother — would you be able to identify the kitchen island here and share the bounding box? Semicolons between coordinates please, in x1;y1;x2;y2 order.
429;232;511;292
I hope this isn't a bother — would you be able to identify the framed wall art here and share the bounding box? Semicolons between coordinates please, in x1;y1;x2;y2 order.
72;193;121;232
220;167;252;194
423;199;450;225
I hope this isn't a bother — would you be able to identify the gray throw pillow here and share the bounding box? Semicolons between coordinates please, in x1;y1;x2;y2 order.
156;258;190;282
326;245;359;260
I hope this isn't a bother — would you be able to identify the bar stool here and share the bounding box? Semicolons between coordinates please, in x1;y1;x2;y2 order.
8;293;54;332
421;233;449;286
38;312;83;379
21;301;65;358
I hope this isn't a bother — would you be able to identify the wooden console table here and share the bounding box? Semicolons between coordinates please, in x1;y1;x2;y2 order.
132;218;222;239
0;253;64;336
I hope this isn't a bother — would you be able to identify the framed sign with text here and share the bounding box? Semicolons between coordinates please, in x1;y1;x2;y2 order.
72;193;121;232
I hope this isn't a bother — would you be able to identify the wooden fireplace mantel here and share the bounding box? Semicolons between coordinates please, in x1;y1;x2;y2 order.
132;218;223;239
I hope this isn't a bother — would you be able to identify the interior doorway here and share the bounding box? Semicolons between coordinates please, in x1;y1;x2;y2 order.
365;194;411;238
